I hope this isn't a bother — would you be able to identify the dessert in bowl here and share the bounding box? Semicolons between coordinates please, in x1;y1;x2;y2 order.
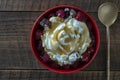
30;5;100;73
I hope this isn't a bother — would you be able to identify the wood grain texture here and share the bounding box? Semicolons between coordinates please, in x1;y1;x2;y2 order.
0;0;119;79
0;70;119;80
0;12;120;71
0;0;119;12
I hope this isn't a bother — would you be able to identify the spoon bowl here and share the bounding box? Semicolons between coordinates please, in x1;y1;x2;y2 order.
98;2;118;27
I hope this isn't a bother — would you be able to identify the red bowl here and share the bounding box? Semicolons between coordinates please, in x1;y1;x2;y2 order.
30;5;100;74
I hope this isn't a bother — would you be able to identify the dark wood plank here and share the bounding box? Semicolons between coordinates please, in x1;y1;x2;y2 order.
0;70;120;80
0;12;43;69
0;12;120;71
0;0;119;12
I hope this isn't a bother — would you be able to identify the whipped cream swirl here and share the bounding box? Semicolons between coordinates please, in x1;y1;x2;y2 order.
41;17;91;66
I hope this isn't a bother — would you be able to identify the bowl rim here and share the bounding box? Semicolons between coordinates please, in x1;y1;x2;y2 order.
30;5;100;74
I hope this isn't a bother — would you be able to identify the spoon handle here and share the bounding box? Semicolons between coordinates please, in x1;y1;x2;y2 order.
106;27;110;80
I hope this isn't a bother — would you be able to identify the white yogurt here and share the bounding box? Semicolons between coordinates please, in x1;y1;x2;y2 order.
41;17;91;66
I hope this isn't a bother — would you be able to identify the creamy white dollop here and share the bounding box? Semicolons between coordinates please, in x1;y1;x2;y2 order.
41;17;91;66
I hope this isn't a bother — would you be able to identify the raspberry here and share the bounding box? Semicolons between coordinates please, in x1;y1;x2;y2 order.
42;53;51;63
90;33;96;47
81;52;90;62
48;13;55;18
50;62;60;69
76;12;87;21
40;51;44;56
72;60;80;69
87;47;95;55
63;65;70;70
56;9;65;18
89;47;94;53
75;12;82;20
86;21;93;30
35;30;42;40
37;40;43;51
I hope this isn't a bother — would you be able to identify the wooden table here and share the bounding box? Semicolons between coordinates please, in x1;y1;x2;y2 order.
0;0;119;80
